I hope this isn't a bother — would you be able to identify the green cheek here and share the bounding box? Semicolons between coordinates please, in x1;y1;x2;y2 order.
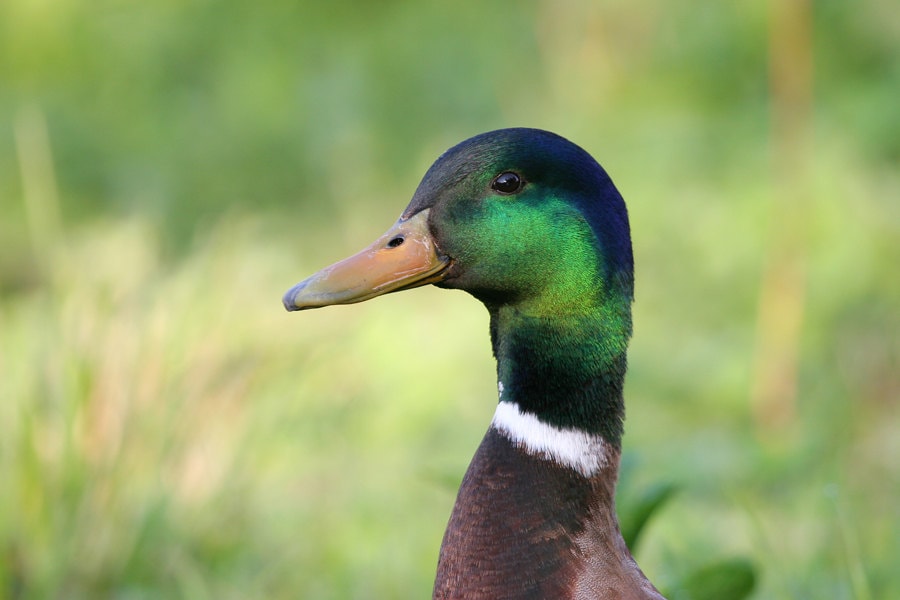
447;197;605;315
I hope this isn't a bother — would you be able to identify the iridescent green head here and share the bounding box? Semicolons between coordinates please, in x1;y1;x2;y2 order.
403;128;633;318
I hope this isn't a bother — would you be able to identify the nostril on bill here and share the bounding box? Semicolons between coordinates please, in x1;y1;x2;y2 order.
386;236;405;248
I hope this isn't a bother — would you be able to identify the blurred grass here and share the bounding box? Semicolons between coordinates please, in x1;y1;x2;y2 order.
2;0;899;598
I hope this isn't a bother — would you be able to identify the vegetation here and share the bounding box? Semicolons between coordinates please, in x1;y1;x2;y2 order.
1;0;897;598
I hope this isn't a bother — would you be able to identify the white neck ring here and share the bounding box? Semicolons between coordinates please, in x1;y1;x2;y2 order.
490;400;610;478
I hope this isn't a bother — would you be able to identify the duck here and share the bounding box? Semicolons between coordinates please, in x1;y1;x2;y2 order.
283;128;665;599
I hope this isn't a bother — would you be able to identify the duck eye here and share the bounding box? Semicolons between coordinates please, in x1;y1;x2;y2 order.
490;172;523;195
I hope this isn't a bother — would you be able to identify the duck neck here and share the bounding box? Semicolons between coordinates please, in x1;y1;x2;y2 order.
489;302;631;450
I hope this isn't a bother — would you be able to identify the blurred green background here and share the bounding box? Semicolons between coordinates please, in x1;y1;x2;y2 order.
1;0;898;598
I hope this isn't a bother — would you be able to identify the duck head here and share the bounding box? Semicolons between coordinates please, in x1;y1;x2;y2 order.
283;128;633;320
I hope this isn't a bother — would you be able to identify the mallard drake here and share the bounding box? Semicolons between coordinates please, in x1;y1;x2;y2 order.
283;128;664;599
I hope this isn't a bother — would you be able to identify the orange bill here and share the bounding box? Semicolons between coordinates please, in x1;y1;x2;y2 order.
282;209;450;311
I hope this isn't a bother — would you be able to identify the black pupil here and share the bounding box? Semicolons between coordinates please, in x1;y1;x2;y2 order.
492;172;521;194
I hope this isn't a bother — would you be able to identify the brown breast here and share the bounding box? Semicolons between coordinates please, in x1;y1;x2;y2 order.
433;428;665;599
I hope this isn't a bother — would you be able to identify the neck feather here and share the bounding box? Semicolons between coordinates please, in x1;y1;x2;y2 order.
489;303;631;449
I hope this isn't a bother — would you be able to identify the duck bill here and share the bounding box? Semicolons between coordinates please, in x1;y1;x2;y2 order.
283;209;449;311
